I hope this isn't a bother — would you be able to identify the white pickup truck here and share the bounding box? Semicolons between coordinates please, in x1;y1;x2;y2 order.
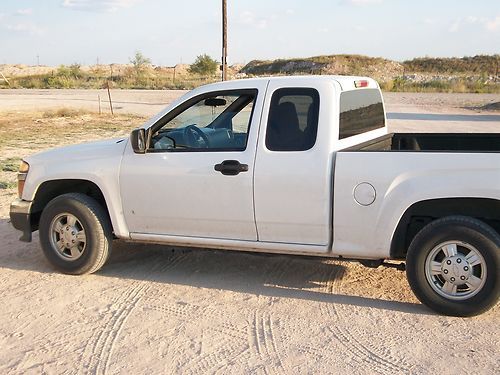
10;76;500;316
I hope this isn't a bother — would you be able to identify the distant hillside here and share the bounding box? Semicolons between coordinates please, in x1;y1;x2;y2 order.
1;54;499;93
240;54;403;82
240;54;499;93
403;55;499;74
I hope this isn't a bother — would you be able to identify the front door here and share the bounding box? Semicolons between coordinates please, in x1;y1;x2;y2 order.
120;86;265;241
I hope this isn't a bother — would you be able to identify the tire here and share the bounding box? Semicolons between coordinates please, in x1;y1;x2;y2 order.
39;193;112;275
406;216;499;316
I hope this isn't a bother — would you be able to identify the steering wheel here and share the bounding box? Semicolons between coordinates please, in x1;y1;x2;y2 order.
184;124;210;148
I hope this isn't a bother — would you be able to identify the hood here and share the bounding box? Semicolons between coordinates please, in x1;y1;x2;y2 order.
25;137;128;165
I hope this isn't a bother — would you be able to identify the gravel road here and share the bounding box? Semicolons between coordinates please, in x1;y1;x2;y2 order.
1;89;499;132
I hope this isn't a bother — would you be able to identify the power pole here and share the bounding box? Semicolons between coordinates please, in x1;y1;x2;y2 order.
221;0;227;81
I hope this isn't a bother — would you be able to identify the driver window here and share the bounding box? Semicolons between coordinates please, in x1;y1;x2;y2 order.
151;90;257;151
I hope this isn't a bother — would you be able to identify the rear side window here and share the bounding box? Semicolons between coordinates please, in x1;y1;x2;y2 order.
266;88;320;151
339;89;385;139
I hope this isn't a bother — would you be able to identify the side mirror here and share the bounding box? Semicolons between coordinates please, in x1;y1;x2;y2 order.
130;128;146;154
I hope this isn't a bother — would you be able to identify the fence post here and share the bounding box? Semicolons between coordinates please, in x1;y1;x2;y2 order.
106;82;114;115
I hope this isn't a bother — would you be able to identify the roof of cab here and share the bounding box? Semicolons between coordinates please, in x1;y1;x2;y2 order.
202;75;379;91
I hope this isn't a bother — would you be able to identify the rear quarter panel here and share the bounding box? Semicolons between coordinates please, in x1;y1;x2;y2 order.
332;152;500;259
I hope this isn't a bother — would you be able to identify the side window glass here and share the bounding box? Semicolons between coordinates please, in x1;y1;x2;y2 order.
266;88;319;151
151;90;256;151
339;89;385;139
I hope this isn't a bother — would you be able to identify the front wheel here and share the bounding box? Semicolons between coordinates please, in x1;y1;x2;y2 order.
406;216;499;316
39;193;112;275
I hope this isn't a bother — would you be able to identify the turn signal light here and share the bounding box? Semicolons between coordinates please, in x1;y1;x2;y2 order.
18;161;29;198
19;161;29;173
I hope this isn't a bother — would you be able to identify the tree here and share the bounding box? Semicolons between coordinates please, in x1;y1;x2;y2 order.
129;51;151;77
189;54;218;76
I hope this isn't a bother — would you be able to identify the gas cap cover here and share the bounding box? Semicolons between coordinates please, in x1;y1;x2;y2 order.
353;182;376;206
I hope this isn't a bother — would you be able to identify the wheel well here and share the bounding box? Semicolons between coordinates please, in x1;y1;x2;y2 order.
390;198;500;260
31;179;111;231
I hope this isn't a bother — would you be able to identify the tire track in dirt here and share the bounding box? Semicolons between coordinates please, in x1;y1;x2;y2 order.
9;324;96;374
245;257;291;375
148;256;291;374
181;332;249;374
319;264;411;374
79;282;146;375
143;299;250;373
78;251;189;374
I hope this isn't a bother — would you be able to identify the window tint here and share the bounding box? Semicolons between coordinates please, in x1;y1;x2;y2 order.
266;88;319;151
151;90;256;151
339;89;385;139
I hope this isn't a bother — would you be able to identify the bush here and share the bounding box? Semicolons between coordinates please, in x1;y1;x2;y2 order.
189;54;218;76
129;52;151;81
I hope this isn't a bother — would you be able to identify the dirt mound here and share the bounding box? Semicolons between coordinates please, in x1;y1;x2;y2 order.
240;55;403;81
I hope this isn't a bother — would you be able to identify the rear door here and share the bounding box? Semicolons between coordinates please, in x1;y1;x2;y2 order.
253;79;337;250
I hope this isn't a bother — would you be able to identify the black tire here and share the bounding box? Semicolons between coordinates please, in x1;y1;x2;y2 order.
406;216;499;317
39;193;112;275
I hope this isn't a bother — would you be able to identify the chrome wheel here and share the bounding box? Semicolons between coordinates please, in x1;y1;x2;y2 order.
425;240;487;300
49;212;86;261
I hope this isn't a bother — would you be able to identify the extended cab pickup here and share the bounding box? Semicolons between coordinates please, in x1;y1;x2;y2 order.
10;76;500;316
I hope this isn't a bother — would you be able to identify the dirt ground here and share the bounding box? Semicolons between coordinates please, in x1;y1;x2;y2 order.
0;90;499;374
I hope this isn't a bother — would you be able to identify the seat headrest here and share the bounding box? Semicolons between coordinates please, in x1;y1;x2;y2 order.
272;102;300;133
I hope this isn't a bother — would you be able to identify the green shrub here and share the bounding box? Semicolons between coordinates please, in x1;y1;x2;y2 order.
189;54;218;76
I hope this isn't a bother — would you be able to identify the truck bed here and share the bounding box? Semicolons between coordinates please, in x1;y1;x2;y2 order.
344;133;500;152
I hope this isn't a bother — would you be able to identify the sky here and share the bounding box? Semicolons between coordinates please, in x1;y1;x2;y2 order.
0;0;499;66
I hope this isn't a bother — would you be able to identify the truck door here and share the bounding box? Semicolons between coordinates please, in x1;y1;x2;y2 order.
254;80;334;249
120;83;267;241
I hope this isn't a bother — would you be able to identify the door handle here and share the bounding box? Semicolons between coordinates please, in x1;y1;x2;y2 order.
214;160;249;176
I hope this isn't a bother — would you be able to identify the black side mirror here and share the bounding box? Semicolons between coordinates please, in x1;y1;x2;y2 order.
131;128;146;154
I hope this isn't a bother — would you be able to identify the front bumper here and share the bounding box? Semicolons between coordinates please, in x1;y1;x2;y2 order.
9;199;33;242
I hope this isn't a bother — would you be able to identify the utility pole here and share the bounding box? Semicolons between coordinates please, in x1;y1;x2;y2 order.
221;0;227;81
36;54;40;66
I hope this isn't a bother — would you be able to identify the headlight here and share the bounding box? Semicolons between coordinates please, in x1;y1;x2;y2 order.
18;160;29;198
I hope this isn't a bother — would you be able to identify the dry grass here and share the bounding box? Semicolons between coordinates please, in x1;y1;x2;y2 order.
0;108;146;194
0;157;21;172
0;108;145;151
41;108;89;118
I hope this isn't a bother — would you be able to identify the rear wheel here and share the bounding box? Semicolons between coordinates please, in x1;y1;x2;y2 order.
39;193;112;275
406;216;499;316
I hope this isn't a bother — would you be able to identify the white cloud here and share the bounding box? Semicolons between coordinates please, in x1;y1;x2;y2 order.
5;22;44;35
61;0;140;13
16;8;33;16
449;15;500;33
285;9;295;15
239;11;268;29
485;16;500;31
